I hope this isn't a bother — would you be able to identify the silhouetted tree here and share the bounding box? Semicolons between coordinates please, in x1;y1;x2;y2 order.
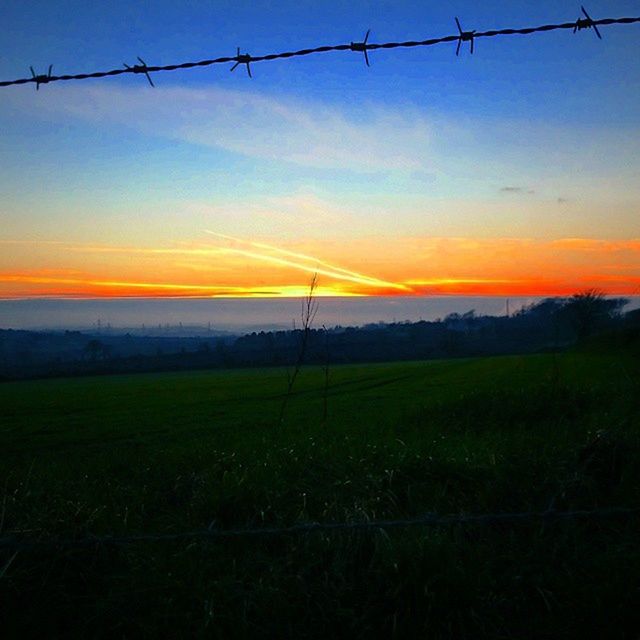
85;339;104;362
564;289;628;339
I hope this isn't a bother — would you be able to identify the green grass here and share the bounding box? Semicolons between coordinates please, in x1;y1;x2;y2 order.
1;352;640;638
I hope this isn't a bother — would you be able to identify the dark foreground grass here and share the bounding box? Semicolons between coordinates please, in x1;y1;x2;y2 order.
1;352;639;638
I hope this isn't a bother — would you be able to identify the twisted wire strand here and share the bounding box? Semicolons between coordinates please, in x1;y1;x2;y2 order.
1;16;638;88
1;506;638;551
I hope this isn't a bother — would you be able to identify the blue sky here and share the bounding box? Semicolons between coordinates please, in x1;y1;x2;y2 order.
0;1;639;303
2;1;638;116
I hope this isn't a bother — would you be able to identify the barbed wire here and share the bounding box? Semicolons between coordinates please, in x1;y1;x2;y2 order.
1;506;638;551
1;8;639;89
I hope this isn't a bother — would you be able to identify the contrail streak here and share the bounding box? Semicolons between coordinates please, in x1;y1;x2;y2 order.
204;230;409;291
206;231;381;280
209;231;382;281
216;246;398;288
67;241;409;290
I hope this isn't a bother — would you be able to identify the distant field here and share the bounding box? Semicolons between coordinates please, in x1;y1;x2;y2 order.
1;352;640;638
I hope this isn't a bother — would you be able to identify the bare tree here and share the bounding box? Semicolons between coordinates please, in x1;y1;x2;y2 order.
278;274;319;424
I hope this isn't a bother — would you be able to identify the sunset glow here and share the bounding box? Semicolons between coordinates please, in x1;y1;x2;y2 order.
1;1;639;311
1;235;638;299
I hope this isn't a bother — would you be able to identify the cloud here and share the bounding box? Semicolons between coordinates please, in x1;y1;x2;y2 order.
0;240;67;246
550;238;640;252
0;271;362;299
18;85;432;174
179;190;365;237
499;186;535;194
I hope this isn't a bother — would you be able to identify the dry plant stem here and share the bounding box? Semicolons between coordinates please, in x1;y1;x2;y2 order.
278;274;319;425
322;324;330;424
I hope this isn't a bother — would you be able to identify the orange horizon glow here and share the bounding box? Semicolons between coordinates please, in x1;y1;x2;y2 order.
1;274;638;300
1;236;639;300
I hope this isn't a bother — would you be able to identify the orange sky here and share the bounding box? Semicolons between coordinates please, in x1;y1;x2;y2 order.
1;236;638;299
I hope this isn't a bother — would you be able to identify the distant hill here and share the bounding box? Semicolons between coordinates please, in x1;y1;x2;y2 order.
0;294;634;381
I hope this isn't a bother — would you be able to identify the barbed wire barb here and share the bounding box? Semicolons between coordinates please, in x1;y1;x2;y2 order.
575;5;603;39
350;29;372;66
123;56;155;87
1;11;639;89
455;17;475;55
29;64;53;90
230;47;253;77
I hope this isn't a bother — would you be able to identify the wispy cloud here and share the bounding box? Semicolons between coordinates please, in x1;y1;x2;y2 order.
0;239;68;246
499;186;535;194
19;85;432;173
550;239;640;252
177;190;367;238
0;271;364;299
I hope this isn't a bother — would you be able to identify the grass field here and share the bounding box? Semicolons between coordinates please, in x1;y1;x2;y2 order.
1;351;640;638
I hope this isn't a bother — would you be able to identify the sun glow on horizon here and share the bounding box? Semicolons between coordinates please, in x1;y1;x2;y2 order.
1;235;639;300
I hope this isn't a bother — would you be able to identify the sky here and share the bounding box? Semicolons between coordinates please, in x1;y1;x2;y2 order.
0;0;639;305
